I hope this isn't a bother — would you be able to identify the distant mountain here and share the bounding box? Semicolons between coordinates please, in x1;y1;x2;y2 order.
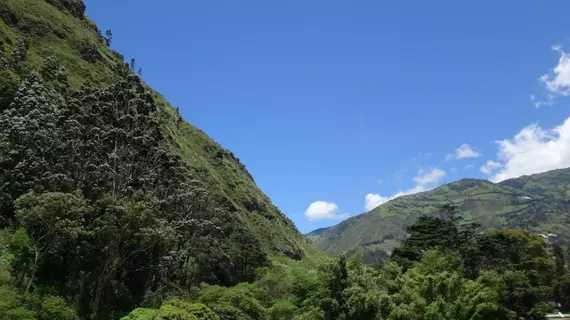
306;227;330;243
308;168;570;260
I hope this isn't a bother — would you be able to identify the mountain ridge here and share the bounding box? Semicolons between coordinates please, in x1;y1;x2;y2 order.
309;167;570;260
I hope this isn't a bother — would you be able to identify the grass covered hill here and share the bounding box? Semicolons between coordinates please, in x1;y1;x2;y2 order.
0;0;306;259
0;0;315;317
310;167;570;260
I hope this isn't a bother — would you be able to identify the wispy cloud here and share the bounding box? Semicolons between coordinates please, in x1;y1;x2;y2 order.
533;44;570;107
445;144;481;161
364;168;447;211
414;168;447;185
480;160;502;175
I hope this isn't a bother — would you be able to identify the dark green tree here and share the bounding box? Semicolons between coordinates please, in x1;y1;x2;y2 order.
0;72;69;220
10;39;28;72
554;243;566;276
104;29;113;46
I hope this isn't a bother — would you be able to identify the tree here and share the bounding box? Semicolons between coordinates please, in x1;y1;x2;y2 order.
470;229;554;318
130;58;136;72
390;216;456;269
13;192;87;292
120;308;158;320
156;300;219;320
39;296;79;320
554;243;566;276
104;29;113;46
388;250;515;320
0;72;69;220
40;55;68;88
10;40;28;72
391;204;479;271
319;255;348;319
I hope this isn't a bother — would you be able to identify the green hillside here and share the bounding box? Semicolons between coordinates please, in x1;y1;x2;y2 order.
310;168;570;259
0;0;305;258
2;2;570;319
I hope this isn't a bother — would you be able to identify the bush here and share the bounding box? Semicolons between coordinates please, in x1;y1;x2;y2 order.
78;40;103;63
120;308;159;320
39;296;78;320
210;304;249;320
268;300;297;320
156;300;219;320
0;69;19;111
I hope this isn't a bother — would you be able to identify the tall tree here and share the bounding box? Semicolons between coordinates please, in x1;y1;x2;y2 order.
554;243;566;276
104;29;113;46
0;72;69;220
130;58;136;72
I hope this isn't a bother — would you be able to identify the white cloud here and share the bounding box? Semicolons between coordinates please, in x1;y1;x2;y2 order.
534;44;570;107
482;117;570;182
480;160;502;175
542;45;570;95
365;194;389;211
391;185;428;198
304;201;347;221
414;168;447;185
364;168;446;211
464;164;475;169
457;144;481;159
446;144;481;161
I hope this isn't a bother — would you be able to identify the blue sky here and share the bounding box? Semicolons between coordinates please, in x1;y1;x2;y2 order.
85;0;570;233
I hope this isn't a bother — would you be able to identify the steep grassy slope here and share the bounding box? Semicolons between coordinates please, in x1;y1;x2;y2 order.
0;0;306;258
311;168;570;258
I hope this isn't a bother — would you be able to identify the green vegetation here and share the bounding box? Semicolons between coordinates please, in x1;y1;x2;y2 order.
0;0;306;261
0;0;307;318
114;206;570;320
2;0;570;319
311;172;570;259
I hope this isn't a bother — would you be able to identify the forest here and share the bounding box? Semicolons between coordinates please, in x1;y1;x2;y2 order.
1;1;570;319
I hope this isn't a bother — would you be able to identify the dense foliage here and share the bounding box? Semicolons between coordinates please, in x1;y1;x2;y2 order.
2;1;570;319
119;206;569;320
0;0;306;263
0;54;267;318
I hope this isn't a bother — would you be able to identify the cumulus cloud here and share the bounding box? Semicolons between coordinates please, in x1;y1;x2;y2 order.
480;160;502;175
365;194;389;211
446;144;481;161
480;117;570;182
534;45;570;107
364;168;446;211
304;201;348;221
